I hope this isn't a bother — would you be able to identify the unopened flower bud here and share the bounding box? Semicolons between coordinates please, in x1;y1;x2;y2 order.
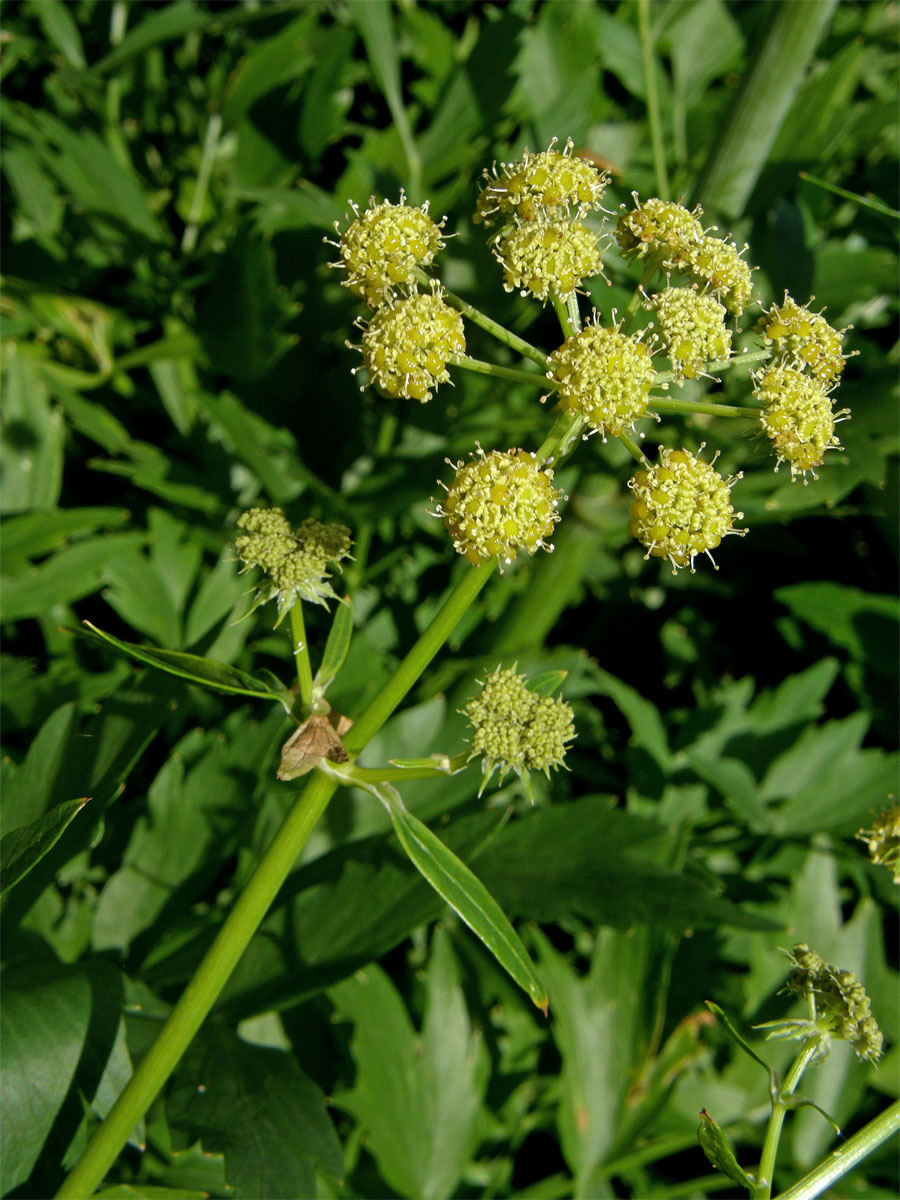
757;294;848;384
550;317;655;436
360;288;465;402
435;446;561;566
628;447;745;572
494;219;604;301
464;664;575;793
475;138;609;226
755;365;847;481
646;287;732;381
333;196;446;307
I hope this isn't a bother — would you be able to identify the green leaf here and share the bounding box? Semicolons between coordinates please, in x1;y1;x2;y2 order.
697;1109;755;1192
95;1187;208;1199
238;182;345;236
315;597;353;695
1;507;130;572
1;797;88;896
2;144;64;241
90;2;210;75
331;929;488;1200
1;533;147;622
1;354;64;514
587;668;671;770
526;669;568;697
168;1027;342;1199
30;0;86;68
222;10;318;127
81;622;292;709
381;786;548;1012
683;752;770;830
0;964;92;1195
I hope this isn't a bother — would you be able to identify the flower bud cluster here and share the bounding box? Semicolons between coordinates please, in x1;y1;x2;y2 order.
615;196;754;314
477;140;609;301
550;315;655;436
235;507;352;621
645;287;732;382
359;287;465;402
628;447;745;572
464;664;575;793
435;447;560;566
754;365;847;481
332;196;446;308
857;805;900;884
785;944;883;1062
752;294;851;480
757;293;847;384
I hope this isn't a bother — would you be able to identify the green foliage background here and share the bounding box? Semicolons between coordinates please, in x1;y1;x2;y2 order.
1;1;898;1197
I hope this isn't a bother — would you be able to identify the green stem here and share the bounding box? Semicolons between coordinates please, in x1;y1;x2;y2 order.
774;1100;900;1200
182;112;222;254
412;268;549;369
103;2;130;170
617;429;651;467
326;754;469;784
623;260;659;325
651;396;761;420
450;354;552;390
536;409;586;466
289;603;314;708
638;0;671;200
654;347;771;385
753;1038;823;1199
55;771;339;1200
343;559;495;754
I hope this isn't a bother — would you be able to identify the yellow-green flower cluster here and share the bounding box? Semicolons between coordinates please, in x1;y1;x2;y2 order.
476;141;607;302
235;507;352;621
754;365;845;481
646;287;732;382
474;138;609;226
758;293;847;384
857;805;900;884
333;196;446;307
628;448;745;572
464;664;575;793
550;317;655;436
615;195;704;269
495;219;603;302
436;447;560;566
360;287;465;402
615;197;754;314
681;234;754;315
784;944;883;1063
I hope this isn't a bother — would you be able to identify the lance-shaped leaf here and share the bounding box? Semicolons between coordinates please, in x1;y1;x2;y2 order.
1;798;89;896
314;595;353;696
82;621;291;710
377;783;547;1013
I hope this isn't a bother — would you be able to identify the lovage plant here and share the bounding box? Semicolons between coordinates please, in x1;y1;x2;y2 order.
48;134;895;1200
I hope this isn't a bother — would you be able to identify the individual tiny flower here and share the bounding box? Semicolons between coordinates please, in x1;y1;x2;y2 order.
358;287;465;402
781;943;883;1063
646;287;732;382
493;218;604;301
435;446;561;566
614;195;704;269
754;365;848;481
757;293;848;384
628;447;745;572
680;234;755;314
857;804;900;884
331;195;447;307
464;664;575;794
474;138;609;226
235;507;352;622
550;315;655;437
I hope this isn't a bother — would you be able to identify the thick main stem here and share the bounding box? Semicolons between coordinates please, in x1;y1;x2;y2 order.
56;771;338;1200
774;1100;900;1200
